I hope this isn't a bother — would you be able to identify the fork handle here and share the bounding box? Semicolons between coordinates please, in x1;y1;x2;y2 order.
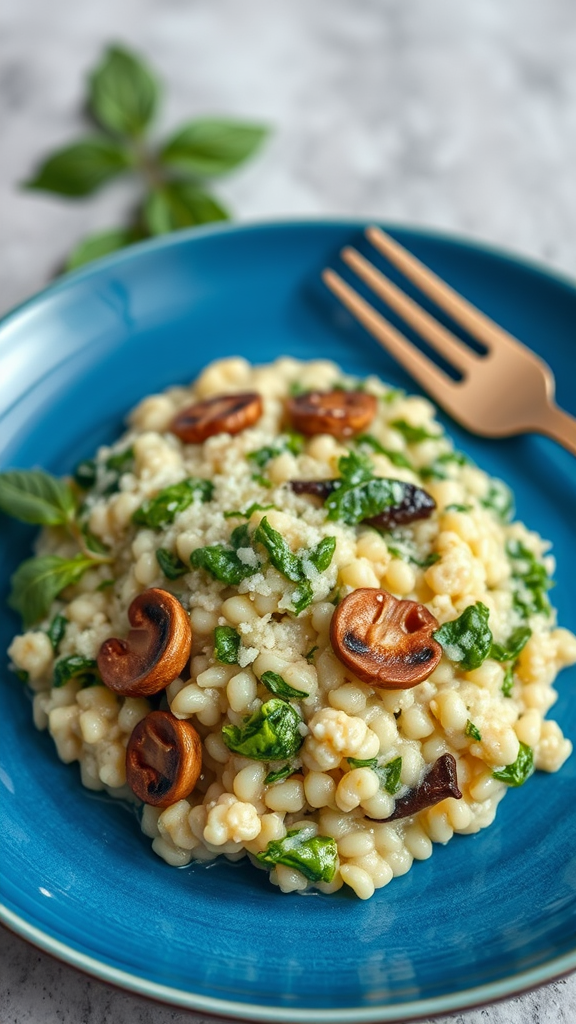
536;403;576;457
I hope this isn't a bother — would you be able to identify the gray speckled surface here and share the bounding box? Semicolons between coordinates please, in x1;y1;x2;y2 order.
1;1;575;1021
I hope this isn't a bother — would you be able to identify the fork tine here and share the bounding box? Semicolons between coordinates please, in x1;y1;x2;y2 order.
341;246;479;374
366;226;517;352
322;268;459;402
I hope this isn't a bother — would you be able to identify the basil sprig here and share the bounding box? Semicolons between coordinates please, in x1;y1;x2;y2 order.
24;44;268;269
222;698;303;761
433;602;493;671
492;743;534;787
256;827;338;884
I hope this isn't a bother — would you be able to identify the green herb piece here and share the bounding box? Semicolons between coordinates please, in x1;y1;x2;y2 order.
254;517;302;582
356;434;413;469
337;450;374;485
229;522;252;550
46;614;67;653
0;469;76;526
506;540;552;618
96;579;115;591
385;535;439;568
9;554;94;628
326;476;406;525
247;432;305;469
89;45;158;139
291;580;314;616
390;419;442;443
332;378;367;392
161;118;267;177
25;137;131;197
144;182;229;234
306;536;337;574
288;382;306;396
260;671;309;701
156;548;189;579
224;502;275;519
53;655;100;688
106;447;134;474
264;765;297;785
347;756;403;795
481;479;514;522
382;388;405;404
133;477;213;529
190;544;260;585
433;602;493;671
222;698;303;760
465;720;482;741
437;451;470;466
419;463;448;481
81;527;110;556
214;626;241;665
256;827;337;883
73;459;97;490
492;743;534;787
491;627;532;663
502;664;515;697
251;473;272;488
305;646;319;663
444;504;473;513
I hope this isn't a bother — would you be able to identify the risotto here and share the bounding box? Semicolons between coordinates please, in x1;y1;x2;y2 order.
4;356;576;900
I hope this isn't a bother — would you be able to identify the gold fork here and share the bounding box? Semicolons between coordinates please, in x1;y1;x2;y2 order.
322;226;576;457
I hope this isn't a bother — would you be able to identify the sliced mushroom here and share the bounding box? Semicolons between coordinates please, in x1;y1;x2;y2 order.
126;710;202;807
375;753;462;821
330;588;442;688
287;390;377;438
170;392;263;443
97;588;192;697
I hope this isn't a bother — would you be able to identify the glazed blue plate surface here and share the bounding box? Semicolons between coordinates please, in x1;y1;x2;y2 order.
1;220;575;1021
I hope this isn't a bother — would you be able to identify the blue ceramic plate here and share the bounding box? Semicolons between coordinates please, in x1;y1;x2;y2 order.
1;221;575;1022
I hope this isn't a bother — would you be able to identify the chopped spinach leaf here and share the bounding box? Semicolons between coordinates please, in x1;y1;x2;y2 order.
133;477;213;529
355;434;413;469
382;387;405;404
305;536;337;573
502;664;515;697
264;765;297;784
256;827;337;883
337;449;374;486
390;419;442;443
491;626;531;663
254;516;302;582
506;540;551;618
190;543;260;585
481;479;514;522
347;755;403;795
224;502;275;519
214;625;241;664
53;655;100;688
260;670;309;700
326;476;407;525
492;743;534;787
222;698;303;760
251;472;272;488
385;535;439;568
465;720;482;741
46;614;67;653
73;459;97;490
292;579;314;615
96;578;114;591
247;432;305;469
433;602;493;670
155;547;189;579
444;503;473;513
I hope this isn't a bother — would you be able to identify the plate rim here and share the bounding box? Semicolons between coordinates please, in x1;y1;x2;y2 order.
1;216;575;1022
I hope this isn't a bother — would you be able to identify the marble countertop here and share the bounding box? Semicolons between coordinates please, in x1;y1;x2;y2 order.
1;1;575;1022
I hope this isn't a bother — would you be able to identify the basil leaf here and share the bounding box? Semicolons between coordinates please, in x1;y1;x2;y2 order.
229;523;252;550
264;765;296;785
506;540;551;618
325;477;406;525
491;626;531;662
337;450;373;485
53;655;100;688
355;434;413;469
81;527;110;556
492;743;534;787
160;118;267;177
89;45;159;138
502;664;515;697
436;451;470;466
133;477;213;529
433;602;493;670
292;579;314;616
254;516;303;583
347;756;403;795
305;646;318;662
390;419;442;443
66;227;138;270
106;447;135;474
224;502;275;519
256;827;337;884
46;614;67;653
73;459;97;490
306;536;336;573
222;698;303;760
0;470;76;526
9;555;94;628
25;138;130;196
190;544;259;585
214;626;241;665
155;548;188;579
465;720;482;741
481;479;514;522
247;432;305;469
143;183;229;235
251;472;272;488
260;671;308;700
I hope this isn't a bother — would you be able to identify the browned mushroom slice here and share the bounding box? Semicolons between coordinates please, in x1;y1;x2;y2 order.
330;588;442;688
97;588;192;697
289;479;337;500
375;753;462;822
126;710;202;807
287;390;377;438
169;392;263;443
289;478;436;528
